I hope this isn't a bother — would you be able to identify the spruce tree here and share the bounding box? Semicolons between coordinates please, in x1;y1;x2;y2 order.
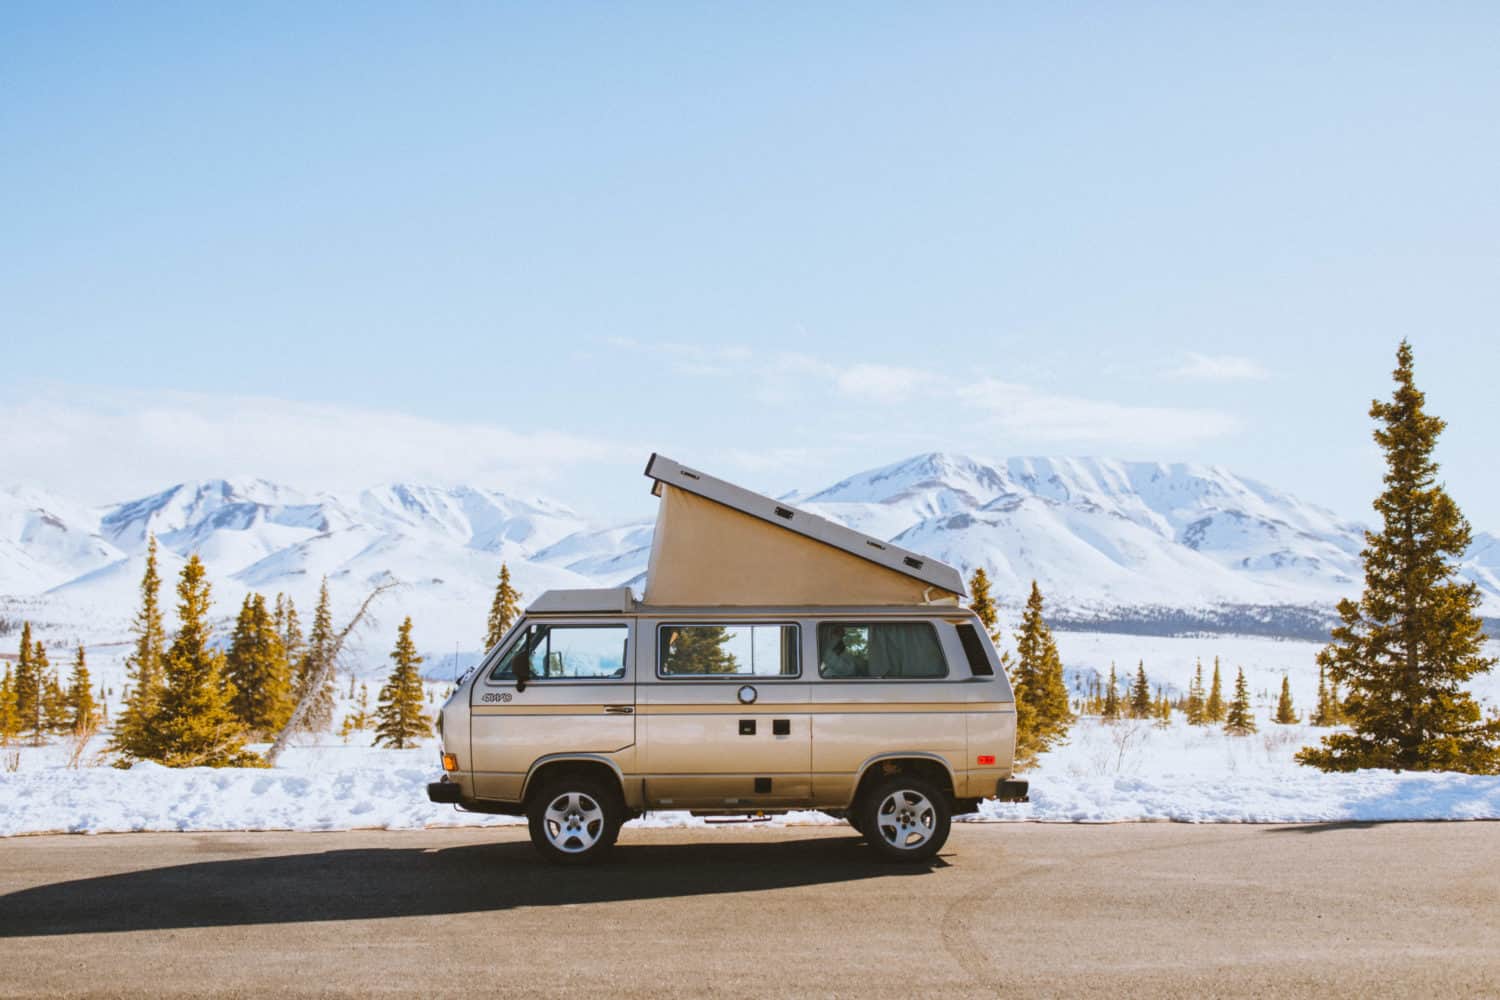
225;593;293;734
1129;662;1152;719
1299;342;1499;773
114;536;167;756
375;617;431;749
0;666;19;744
1186;660;1207;725
66;644;96;734
1274;675;1298;725
1154;688;1172;728
42;661;70;734
339;683;373;742
969;568;1001;643
1012;582;1072;762
485;563;524;650
663;625;740;674
1205;658;1226;723
1311;662;1332;726
1101;663;1121;721
13;622;39;743
274;593;305;670
27;643;53;744
1224;667;1256;735
144;555;257;767
293;580;337;732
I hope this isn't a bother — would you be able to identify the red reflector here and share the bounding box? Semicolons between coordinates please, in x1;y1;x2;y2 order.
977;755;996;766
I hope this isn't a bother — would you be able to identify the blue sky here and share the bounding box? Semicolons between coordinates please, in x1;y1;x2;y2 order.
3;4;1498;525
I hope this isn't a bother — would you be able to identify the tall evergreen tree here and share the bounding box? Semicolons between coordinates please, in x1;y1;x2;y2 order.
13;623;39;743
1205;658;1226;723
1012;581;1072;762
1274;675;1298;725
0;665;18;744
1129;662;1152;719
1101;663;1121;721
114;536;167;755
485;563;524;650
375;617;431;748
141;556;257;766
1186;660;1207;725
968;568;1001;643
274;593;305;669
1224;667;1257;735
41;658;70;734
1299;343;1499;773
293;580;337;732
66;644;96;734
225;593;293;734
662;625;740;674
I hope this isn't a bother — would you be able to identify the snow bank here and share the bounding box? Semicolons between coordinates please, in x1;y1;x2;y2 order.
3;721;1500;836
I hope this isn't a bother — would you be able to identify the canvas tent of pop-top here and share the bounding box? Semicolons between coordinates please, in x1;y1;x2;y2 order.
641;454;966;607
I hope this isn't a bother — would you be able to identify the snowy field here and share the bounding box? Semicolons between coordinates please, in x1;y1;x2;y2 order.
3;632;1499;836
5;714;1500;837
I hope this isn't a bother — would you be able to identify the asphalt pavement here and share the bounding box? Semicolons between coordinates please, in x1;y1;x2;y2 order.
1;821;1496;998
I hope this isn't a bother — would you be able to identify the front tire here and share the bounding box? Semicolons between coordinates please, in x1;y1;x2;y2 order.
857;774;951;862
527;776;623;866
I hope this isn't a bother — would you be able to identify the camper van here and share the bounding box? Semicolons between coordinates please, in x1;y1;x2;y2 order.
429;455;1026;864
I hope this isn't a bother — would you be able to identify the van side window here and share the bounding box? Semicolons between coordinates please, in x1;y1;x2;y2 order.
658;624;799;678
817;622;948;679
489;624;629;681
955;624;995;676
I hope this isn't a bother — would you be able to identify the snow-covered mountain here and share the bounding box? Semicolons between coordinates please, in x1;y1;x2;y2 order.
3;455;1497;654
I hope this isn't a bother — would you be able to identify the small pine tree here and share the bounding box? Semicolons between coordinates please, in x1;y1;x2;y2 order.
293;580;337;732
1129;662;1152;719
375;617;431;749
0;666;19;744
485;564;524;650
1185;660;1206;724
28;644;57;744
143;555;257;767
1310;661;1332;726
1205;657;1226;723
1300;342;1499;773
66;645;96;734
1154;687;1172;728
339;683;374;742
1012;581;1072;763
1224;667;1257;735
114;537;167;757
274;593;305;669
42;662;70;734
13;623;40;744
1274;675;1298;725
225;593;294;734
1101;663;1121;721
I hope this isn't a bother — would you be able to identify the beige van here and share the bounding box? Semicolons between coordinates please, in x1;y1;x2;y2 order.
429;456;1026;863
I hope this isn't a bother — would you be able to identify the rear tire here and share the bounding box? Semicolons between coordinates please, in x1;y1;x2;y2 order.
857;774;951;862
527;775;623;866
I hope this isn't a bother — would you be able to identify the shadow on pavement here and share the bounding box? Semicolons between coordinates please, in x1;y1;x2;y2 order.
0;834;939;938
1260;821;1387;835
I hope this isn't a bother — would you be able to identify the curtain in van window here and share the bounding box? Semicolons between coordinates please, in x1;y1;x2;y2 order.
867;622;947;679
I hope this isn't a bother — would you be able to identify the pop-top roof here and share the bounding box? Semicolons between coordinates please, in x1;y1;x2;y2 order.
641;454;965;606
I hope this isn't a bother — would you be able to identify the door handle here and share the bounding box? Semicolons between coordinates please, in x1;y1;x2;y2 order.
604;705;634;715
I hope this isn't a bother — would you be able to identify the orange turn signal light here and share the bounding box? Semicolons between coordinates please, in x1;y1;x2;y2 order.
441;753;459;772
976;754;996;766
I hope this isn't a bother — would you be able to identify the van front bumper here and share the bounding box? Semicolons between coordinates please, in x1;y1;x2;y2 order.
995;779;1029;803
428;780;463;804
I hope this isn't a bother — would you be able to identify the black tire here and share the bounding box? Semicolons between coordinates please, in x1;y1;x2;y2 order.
847;813;866;839
526;775;623;866
856;773;951;862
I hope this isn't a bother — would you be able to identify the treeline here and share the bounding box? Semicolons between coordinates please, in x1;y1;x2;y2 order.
0;624;99;746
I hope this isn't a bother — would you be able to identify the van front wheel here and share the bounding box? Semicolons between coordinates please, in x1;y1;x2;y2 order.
858;774;951;862
527;776;622;865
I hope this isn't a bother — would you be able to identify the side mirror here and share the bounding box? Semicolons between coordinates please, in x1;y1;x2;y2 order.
515;656;532;692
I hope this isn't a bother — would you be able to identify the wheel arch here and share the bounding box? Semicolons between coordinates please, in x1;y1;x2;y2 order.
521;754;628;807
848;752;957;810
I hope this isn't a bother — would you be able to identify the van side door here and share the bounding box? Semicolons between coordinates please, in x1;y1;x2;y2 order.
469;617;636;802
637;619;811;808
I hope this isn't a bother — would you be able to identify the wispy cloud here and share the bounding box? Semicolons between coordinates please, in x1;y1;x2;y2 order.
0;387;630;503
1164;353;1270;381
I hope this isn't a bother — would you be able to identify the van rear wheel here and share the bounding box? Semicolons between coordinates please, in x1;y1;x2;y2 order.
527;776;623;865
857;774;950;862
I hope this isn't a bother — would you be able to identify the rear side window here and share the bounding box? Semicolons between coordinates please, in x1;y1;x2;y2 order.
489;624;629;681
817;622;948;680
955;624;995;676
658;624;799;678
